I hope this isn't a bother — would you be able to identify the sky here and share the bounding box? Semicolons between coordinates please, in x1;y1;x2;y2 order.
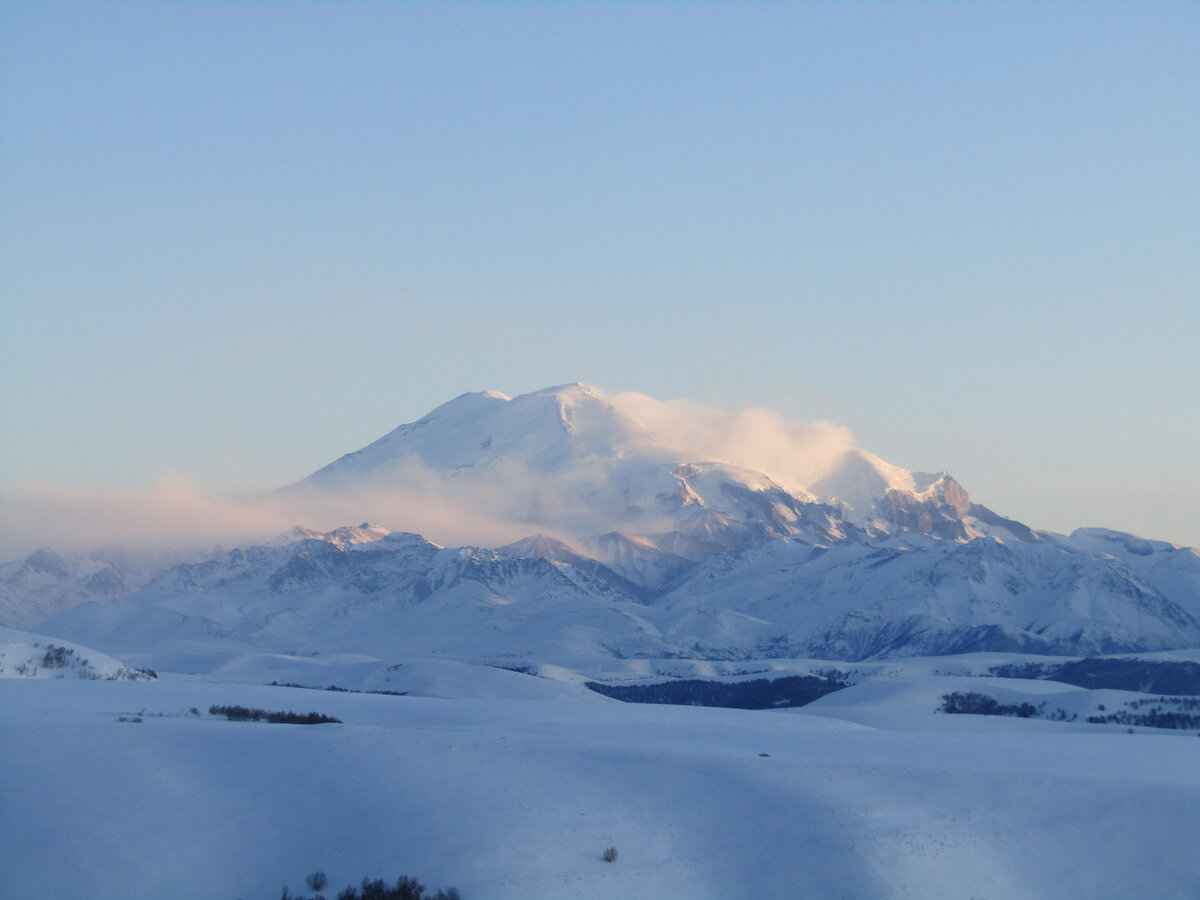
1;2;1197;553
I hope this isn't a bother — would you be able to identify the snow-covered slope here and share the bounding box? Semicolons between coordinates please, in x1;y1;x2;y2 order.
3;676;1199;900
1050;528;1200;618
656;532;1200;659
32;524;1200;672
0;625;154;680
0;546;201;628
37;527;673;671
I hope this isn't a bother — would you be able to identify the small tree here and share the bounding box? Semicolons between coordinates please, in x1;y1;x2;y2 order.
602;846;618;863
307;871;329;892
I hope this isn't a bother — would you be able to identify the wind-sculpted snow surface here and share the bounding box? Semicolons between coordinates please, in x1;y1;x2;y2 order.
3;676;1200;900
8;384;1200;667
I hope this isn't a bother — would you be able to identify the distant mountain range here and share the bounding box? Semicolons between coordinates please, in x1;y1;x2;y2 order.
5;383;1199;666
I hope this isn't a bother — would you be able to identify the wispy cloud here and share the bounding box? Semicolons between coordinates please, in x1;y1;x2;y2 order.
0;472;291;558
605;391;856;493
0;391;866;560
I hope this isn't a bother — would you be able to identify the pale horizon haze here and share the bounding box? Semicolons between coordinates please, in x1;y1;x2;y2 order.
1;2;1197;554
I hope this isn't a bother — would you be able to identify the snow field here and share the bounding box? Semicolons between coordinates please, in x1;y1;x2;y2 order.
3;677;1198;900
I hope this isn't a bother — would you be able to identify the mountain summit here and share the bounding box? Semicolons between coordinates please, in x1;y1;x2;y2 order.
285;383;1028;573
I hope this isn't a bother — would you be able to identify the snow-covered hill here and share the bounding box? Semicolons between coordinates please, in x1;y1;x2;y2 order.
0;625;154;681
3;674;1199;900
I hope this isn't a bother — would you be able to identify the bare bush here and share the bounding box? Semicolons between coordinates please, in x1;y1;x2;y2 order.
307;871;328;892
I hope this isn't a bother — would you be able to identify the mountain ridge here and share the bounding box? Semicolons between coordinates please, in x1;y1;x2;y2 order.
5;384;1199;668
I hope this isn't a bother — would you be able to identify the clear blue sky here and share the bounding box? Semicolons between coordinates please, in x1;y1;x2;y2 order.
1;2;1197;547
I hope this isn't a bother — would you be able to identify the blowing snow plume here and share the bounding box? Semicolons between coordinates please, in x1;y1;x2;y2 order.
1;384;934;561
272;383;926;552
603;390;859;493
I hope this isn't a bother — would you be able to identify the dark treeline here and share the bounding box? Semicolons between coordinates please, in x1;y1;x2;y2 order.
1086;710;1200;729
273;873;459;900
209;705;341;725
268;680;407;696
1054;659;1200;695
1086;697;1200;729
585;673;848;709
943;691;1200;731
940;692;1039;718
989;659;1200;695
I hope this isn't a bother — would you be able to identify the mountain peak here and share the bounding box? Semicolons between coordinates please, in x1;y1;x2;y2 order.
284;384;1025;560
532;382;601;398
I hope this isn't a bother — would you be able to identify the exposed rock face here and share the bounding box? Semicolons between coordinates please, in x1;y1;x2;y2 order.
880;474;972;539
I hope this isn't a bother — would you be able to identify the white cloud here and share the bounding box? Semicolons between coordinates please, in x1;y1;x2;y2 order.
0;391;870;559
0;472;291;558
606;391;856;494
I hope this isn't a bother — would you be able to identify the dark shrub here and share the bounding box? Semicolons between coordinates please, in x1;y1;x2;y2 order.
331;875;459;900
208;704;341;725
941;692;1038;717
41;645;74;668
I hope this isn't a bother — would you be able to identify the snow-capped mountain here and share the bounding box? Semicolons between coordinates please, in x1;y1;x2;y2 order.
0;546;204;628
282;383;1032;577
10;383;1200;667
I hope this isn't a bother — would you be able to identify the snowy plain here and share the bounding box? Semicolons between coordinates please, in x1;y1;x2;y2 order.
3;662;1199;900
